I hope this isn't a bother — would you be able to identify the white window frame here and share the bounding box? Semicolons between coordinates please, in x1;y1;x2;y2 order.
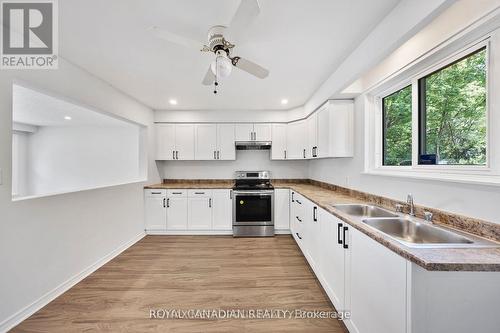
365;29;500;186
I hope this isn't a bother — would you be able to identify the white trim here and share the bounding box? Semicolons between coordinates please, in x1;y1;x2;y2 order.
146;230;233;235
0;232;145;332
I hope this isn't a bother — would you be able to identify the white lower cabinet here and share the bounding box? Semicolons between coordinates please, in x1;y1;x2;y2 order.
345;227;407;333
188;196;213;230
212;189;232;230
166;196;188;230
274;189;290;231
144;189;167;231
318;208;345;311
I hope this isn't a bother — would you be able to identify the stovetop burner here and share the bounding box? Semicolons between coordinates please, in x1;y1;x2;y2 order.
232;171;274;191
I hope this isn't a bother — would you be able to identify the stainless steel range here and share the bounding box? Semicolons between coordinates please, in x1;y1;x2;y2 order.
232;171;274;237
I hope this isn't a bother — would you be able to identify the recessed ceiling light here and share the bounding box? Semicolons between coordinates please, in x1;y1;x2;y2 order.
281;99;289;105
64;116;72;120
169;99;178;105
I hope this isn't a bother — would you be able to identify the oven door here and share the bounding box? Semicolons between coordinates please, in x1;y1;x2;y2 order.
233;190;274;226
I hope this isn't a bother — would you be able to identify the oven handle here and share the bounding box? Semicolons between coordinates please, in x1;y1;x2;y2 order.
232;190;274;195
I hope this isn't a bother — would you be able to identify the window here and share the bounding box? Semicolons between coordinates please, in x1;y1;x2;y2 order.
418;47;487;165
382;85;412;166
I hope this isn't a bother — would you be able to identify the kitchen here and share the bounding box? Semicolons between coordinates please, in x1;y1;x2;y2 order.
2;1;500;332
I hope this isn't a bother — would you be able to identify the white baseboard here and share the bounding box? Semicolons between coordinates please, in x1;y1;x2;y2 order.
0;232;145;333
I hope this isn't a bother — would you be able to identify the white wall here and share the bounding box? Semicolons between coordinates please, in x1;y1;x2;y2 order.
159;150;308;180
308;97;500;224
0;58;159;330
27;125;142;196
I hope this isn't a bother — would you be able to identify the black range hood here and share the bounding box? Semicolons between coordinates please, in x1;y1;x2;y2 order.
235;141;272;150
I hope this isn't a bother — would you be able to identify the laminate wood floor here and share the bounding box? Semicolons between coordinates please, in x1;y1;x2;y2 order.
12;235;347;332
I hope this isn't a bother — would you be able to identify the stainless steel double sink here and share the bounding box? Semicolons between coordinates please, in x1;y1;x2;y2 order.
332;204;499;248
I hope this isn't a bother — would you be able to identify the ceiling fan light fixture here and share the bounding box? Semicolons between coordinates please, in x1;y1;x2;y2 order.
210;51;233;79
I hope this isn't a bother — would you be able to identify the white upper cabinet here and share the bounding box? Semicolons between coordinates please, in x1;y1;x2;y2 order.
271;124;287;160
235;123;271;141
254;124;272;141
195;124;217;160
235;124;254;141
317;100;354;158
155;124;176;160
216;124;236;160
156;124;195;160
307;113;318;159
286;120;307;159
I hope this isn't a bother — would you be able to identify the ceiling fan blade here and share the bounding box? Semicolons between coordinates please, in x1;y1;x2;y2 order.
227;0;260;42
233;57;269;79
149;26;203;50
202;66;215;85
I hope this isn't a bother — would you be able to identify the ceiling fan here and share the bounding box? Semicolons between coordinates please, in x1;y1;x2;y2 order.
149;0;269;94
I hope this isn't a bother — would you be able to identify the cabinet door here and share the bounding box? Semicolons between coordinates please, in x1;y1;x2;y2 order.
319;209;345;311
286;121;306;159
234;124;253;141
330;102;354;157
271;124;287;160
317;104;330;158
188;197;213;230
346;227;407;333
274;189;290;230
166;197;188;230
195;124;217;160
175;124;195;160
144;191;167;230
217;124;236;160
155;124;175;160
302;199;320;269
212;190;232;230
307;113;318;159
254;123;272;141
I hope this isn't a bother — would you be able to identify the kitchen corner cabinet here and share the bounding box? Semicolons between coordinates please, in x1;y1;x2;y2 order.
144;189;167;231
271;124;287;160
235;123;271;141
156;124;195;160
286;120;307;159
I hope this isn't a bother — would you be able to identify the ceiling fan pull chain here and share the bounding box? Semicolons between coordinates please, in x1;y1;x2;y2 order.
214;56;219;94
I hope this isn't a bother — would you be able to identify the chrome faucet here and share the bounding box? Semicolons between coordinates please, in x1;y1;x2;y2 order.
406;194;415;216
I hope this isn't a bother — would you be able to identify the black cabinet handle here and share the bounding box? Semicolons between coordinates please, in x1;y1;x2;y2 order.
296;233;302;240
343;226;349;249
291;192;295;202
230;190;233;199
163;198;166;208
172;151;175;159
296;199;302;205
303;149;306;158
217;151;220;160
209;198;212;208
313;206;317;222
151;192;162;195
296;216;302;222
176;151;179;160
166;198;170;208
337;223;343;244
284;150;286;159
214;151;216;159
195;192;205;195
172;192;182;195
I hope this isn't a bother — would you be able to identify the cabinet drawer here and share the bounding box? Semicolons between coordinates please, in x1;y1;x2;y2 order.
145;189;166;197
188;189;213;197
167;189;187;197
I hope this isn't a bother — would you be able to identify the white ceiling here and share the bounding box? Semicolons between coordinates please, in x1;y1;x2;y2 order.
59;0;400;110
13;85;139;128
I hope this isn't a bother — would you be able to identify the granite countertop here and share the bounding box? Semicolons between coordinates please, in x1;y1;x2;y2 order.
145;181;500;272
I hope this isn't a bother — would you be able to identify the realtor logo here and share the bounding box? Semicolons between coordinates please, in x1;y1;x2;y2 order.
1;0;58;69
